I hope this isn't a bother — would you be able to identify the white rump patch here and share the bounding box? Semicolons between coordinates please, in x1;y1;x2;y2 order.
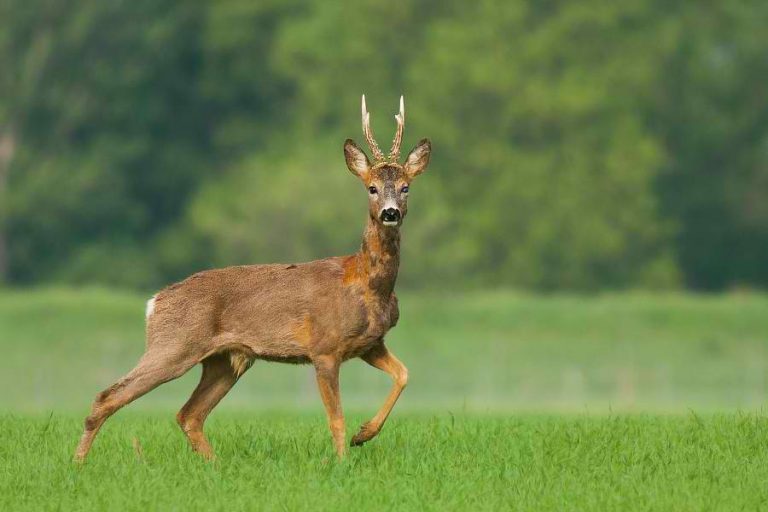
145;295;156;319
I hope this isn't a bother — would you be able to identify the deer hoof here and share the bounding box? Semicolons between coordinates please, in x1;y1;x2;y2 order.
350;422;378;446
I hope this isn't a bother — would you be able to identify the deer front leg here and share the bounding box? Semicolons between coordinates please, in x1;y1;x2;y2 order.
313;355;346;459
351;342;408;447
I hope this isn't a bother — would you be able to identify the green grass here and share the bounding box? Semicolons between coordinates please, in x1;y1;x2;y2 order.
1;287;767;412
2;413;768;511
2;288;768;510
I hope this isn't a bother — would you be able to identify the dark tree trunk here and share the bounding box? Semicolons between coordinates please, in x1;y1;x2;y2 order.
0;128;16;283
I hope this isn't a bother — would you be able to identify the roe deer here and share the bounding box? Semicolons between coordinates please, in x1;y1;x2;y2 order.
74;95;431;461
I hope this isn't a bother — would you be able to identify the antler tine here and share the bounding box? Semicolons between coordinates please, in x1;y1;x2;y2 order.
389;95;405;162
361;94;385;162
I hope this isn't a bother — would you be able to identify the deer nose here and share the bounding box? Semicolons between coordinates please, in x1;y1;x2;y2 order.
380;207;401;223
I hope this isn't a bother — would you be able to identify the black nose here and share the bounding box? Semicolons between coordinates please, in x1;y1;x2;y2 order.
380;208;401;223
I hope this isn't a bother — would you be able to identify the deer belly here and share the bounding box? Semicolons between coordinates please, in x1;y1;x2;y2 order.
250;338;311;364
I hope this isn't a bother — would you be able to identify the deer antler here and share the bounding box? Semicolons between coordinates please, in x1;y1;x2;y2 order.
361;95;385;162
389;95;405;162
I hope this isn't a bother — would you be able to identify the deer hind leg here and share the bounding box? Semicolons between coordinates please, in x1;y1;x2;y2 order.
176;351;251;459
74;350;197;462
351;342;408;447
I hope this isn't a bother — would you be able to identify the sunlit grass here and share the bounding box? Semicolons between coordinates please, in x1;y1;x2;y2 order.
2;413;768;511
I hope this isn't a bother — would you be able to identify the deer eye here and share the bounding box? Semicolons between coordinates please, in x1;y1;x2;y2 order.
368;186;378;195
401;185;409;194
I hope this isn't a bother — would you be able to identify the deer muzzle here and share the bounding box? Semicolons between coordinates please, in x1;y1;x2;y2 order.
380;207;401;226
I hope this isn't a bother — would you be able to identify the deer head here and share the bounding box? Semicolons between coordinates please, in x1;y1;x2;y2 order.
344;95;432;228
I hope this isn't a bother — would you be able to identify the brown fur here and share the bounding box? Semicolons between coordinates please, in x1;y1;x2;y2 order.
74;100;431;462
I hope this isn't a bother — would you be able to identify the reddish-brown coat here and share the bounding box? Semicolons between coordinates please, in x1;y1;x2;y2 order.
74;99;431;462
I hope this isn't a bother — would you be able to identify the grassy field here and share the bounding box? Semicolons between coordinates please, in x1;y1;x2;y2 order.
2;288;768;510
2;413;768;511
0;288;767;412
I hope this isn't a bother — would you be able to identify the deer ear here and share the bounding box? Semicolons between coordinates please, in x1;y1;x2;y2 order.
344;139;371;179
404;139;431;178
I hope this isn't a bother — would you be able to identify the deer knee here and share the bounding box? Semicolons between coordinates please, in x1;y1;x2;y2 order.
84;413;102;431
176;411;185;429
329;416;345;432
84;391;117;430
394;365;408;388
176;411;201;433
84;404;115;431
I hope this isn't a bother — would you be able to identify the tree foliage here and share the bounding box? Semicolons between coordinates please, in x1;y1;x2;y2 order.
0;0;765;290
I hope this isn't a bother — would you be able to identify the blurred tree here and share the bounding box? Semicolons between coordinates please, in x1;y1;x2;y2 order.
652;1;768;289
0;0;61;282
151;0;308;284
1;0;210;286
179;0;455;285
251;0;677;289
0;0;765;291
403;0;679;289
200;0;302;156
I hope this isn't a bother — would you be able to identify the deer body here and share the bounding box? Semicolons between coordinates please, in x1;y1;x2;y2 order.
75;96;430;461
147;225;400;367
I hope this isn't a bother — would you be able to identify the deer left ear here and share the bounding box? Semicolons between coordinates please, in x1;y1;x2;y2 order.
404;139;431;179
344;139;371;180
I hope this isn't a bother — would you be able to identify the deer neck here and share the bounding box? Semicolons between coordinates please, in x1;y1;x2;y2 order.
357;217;400;299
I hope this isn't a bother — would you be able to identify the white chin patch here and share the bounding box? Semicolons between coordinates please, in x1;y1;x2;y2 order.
382;221;399;227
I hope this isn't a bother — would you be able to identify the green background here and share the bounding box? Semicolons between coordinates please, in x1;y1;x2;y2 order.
2;3;768;507
1;0;767;292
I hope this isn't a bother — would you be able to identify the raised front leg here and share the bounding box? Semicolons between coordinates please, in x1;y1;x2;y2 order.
313;355;346;459
351;342;408;447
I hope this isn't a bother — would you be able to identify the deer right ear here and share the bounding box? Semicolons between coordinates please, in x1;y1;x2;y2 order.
344;139;371;180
